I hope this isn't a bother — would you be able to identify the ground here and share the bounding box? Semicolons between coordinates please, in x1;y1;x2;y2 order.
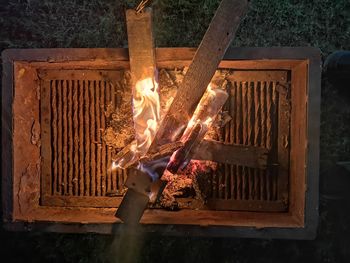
1;0;350;262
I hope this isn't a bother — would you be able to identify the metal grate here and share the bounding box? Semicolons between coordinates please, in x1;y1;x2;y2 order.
207;71;290;211
40;70;127;206
40;69;290;211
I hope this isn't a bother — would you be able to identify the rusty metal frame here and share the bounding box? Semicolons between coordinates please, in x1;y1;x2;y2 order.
2;47;320;239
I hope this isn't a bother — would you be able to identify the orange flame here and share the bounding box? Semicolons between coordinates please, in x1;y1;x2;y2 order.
182;84;217;140
133;77;160;156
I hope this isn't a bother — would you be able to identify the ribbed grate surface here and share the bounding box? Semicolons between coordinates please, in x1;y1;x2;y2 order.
209;80;280;202
48;78;126;197
40;69;289;210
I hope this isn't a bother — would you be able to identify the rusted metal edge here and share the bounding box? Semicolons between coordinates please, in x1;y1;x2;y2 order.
1;50;14;223
2;47;321;239
304;49;321;237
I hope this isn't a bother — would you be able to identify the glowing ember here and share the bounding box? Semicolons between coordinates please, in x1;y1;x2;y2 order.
132;77;161;156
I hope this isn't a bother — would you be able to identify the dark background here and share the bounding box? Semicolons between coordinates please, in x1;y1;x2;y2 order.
1;0;350;262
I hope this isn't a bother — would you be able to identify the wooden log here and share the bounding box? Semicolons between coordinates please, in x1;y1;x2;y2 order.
116;8;159;223
114;8;158;169
193;140;269;169
126;8;156;86
167;123;203;174
149;0;248;151
140;141;184;163
167;86;229;173
126;8;159;155
113;140;138;168
117;1;248;223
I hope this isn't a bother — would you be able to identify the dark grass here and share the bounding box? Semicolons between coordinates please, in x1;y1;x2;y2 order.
1;0;350;262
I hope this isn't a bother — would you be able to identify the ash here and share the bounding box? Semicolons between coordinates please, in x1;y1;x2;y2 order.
103;68;231;210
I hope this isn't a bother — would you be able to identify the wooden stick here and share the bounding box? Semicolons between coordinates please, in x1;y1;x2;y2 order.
126;8;159;155
116;8;158;223
167;86;229;173
126;8;156;86
193;140;269;169
140;141;184;163
149;0;248;152
117;1;248;223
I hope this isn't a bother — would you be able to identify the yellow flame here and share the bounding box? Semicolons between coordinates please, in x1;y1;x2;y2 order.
133;77;160;155
182;83;215;140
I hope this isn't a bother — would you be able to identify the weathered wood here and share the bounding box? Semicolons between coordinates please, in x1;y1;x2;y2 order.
167;123;203;174
194;140;268;169
113;141;138;168
114;138;269;170
167;86;229;173
126;8;159;155
116;9;159;222
126;9;156;83
149;0;248;151
117;1;247;220
140;141;184;163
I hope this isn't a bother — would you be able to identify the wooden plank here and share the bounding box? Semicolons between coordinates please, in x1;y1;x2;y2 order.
167;87;229;173
119;0;248;219
125;8;158;155
116;8;158;223
193;140;268;169
126;8;156;84
149;0;248;150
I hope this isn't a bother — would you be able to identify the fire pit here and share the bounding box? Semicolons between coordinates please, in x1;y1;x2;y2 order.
2;45;320;239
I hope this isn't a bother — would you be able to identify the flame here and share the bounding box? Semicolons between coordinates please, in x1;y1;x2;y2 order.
132;77;161;156
182;83;216;140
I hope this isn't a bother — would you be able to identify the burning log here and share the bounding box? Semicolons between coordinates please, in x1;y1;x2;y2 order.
148;0;248;151
125;8;160;158
167;85;229;173
116;7;164;223
116;0;248;224
140;141;184;163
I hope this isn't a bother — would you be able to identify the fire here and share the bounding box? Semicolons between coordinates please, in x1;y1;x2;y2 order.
181;84;220;140
132;77;161;156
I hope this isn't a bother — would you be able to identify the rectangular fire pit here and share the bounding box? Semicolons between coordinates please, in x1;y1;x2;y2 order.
2;47;321;239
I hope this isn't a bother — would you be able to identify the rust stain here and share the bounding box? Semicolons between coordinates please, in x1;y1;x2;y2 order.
17;165;28;215
18;68;26;78
17;159;41;217
30;119;41;147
